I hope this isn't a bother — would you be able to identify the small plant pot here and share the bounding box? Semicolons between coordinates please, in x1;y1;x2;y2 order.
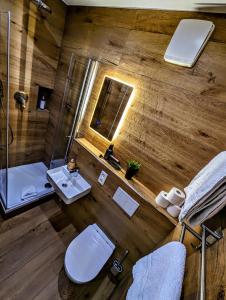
125;168;138;180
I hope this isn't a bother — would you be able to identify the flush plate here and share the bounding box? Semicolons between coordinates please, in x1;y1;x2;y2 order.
113;187;139;217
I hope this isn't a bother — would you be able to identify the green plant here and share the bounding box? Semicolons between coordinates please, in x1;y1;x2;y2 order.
127;160;141;170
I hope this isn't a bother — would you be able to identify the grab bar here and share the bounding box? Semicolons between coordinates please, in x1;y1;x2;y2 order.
200;225;206;300
179;222;223;300
179;223;202;244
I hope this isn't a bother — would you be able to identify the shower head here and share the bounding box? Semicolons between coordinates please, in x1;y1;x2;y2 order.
31;0;52;14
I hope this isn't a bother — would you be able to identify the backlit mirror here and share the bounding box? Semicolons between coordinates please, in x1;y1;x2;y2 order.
90;76;133;141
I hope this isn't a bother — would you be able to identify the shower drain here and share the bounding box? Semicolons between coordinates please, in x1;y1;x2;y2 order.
44;182;52;189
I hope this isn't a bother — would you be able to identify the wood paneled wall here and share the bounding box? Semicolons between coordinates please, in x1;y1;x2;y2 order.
58;7;226;195
64;140;174;275
183;229;226;300
167;209;226;300
0;0;66;167
52;9;226;298
108;209;226;300
66;139;226;299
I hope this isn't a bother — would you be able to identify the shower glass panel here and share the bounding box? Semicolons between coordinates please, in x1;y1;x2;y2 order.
0;12;10;209
50;53;77;168
0;11;54;213
50;55;98;168
0;23;97;212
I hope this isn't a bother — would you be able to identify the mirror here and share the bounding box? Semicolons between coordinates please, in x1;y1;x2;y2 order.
90;76;133;141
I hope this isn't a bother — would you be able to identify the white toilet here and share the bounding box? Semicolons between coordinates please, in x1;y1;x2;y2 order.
64;224;115;284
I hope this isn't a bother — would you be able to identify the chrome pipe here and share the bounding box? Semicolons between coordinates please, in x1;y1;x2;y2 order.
200;226;206;300
179;222;223;300
64;58;99;160
202;225;223;240
6;11;10;208
50;53;76;167
31;0;52;14
181;223;203;243
64;58;92;160
179;223;186;243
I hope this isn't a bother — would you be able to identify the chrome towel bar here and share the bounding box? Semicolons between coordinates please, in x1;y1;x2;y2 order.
179;222;223;300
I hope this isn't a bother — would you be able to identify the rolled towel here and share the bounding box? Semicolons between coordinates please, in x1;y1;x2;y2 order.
126;241;186;300
179;151;226;226
21;185;37;200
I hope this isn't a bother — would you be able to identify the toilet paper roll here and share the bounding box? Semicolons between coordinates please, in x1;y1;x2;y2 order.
167;205;181;218
155;191;170;208
167;187;185;206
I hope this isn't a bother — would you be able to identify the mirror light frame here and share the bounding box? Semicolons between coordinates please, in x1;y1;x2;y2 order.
89;75;135;142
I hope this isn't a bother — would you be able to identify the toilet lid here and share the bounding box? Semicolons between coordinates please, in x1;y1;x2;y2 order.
65;225;114;283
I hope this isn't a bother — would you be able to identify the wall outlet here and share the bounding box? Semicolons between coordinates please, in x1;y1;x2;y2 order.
98;170;108;185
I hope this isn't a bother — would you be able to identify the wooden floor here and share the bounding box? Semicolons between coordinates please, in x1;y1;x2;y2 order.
0;198;119;300
1;197;224;300
0;198;79;300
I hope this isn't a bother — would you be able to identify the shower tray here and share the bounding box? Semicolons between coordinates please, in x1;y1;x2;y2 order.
0;162;54;212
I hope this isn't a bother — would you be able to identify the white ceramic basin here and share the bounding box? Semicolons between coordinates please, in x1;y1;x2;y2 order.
47;165;91;204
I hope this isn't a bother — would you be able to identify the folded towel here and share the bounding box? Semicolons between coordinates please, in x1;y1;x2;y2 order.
126;241;186;300
179;151;226;226
21;185;37;200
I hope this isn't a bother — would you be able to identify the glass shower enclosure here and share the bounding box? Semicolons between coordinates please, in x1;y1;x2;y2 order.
0;12;54;213
0;11;98;213
0;12;10;210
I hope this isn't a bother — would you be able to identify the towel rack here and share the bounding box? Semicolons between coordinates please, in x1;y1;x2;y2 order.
179;223;223;300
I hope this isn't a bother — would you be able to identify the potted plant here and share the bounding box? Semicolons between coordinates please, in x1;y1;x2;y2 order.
125;160;141;180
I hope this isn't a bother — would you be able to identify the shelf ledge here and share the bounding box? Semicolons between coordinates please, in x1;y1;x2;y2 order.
75;138;178;226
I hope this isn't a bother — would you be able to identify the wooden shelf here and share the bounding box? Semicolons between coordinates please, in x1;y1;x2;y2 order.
75;138;178;226
36;108;50;113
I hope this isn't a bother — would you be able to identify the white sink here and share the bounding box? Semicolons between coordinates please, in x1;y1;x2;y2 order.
47;165;91;204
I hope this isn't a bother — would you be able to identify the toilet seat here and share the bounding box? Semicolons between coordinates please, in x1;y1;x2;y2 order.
64;224;115;284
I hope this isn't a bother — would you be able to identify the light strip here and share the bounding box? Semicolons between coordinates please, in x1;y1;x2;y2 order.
90;75;135;142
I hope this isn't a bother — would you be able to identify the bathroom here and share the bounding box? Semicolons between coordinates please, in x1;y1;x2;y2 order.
0;0;226;299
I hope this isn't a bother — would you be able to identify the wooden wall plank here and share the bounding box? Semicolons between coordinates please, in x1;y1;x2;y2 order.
48;8;226;298
0;0;66;167
182;210;226;300
64;140;174;271
55;7;226;194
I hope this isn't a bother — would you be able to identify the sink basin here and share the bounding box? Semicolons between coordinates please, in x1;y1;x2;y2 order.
47;165;91;204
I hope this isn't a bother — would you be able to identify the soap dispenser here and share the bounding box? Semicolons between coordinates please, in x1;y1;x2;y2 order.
39;96;46;110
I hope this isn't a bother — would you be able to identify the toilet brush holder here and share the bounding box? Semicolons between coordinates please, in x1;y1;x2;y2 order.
109;249;129;279
110;259;123;277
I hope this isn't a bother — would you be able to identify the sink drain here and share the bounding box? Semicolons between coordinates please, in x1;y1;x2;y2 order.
62;183;68;188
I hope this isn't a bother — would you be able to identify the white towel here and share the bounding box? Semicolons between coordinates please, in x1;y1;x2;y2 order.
126;241;186;300
21;185;37;200
179;151;226;226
